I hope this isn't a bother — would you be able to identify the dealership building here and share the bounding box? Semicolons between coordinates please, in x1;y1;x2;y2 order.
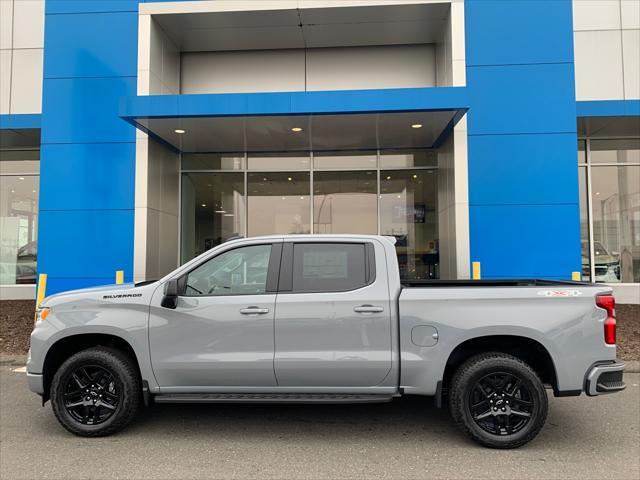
0;0;639;302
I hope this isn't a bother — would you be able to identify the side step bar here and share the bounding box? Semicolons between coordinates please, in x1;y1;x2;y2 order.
154;393;394;404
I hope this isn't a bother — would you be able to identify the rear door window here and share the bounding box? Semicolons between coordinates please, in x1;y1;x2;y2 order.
291;243;372;293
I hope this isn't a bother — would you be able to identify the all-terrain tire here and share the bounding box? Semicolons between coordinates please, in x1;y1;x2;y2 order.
50;346;141;437
449;352;548;449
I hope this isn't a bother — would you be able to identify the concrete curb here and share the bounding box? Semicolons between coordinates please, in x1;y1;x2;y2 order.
2;354;639;371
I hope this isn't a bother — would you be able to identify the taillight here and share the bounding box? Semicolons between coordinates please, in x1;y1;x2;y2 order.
596;294;616;345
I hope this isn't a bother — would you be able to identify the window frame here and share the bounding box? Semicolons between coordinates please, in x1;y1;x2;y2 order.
277;241;376;294
178;242;282;297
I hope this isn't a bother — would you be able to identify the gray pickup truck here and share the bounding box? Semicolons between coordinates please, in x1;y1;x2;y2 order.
28;235;625;448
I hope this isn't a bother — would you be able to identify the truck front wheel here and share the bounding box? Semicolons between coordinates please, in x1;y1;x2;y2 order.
50;347;141;437
448;352;548;449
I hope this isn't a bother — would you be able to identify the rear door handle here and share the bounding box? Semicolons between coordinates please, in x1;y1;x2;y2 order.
354;305;384;313
240;306;270;315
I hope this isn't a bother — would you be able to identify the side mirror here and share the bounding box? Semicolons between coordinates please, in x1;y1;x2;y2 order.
161;278;180;309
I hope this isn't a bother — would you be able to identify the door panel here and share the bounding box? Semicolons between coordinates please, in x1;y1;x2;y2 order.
274;241;392;387
149;242;280;389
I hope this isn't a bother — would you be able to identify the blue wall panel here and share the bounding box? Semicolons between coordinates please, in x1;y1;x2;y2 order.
466;64;577;135
39;4;138;294
40;143;135;210
468;133;579;206
465;0;574;66
42;77;137;144
465;0;581;279
44;12;138;78
38;210;134;280
469;204;581;279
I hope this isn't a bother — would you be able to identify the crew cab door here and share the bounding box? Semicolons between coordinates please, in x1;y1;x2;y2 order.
148;241;282;389
274;240;392;387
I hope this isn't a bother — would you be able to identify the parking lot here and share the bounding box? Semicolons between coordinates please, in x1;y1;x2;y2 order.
1;366;638;480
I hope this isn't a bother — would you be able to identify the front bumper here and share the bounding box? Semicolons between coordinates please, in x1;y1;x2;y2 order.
585;361;626;396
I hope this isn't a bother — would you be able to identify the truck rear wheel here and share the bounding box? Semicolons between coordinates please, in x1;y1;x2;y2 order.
448;352;548;449
50;347;141;437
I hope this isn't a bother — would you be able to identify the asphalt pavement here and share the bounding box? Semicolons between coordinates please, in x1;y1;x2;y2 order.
1;366;639;480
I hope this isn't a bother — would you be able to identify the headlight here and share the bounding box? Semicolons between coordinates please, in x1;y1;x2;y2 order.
34;306;50;323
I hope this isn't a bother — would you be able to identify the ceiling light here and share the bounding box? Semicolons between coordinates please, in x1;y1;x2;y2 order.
386;176;391;180
215;210;226;214
281;196;286;200
223;213;234;217
174;129;186;134
300;196;304;200
201;204;207;207
291;127;303;132
595;192;600;195
412;174;418;179
397;195;402;199
10;189;15;193
287;177;293;181
411;124;423;129
18;177;25;180
262;177;268;181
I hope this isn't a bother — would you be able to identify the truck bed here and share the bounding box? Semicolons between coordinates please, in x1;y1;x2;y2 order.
401;279;589;288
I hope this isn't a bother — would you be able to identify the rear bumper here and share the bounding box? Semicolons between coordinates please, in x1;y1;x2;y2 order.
585;361;626;396
27;372;44;395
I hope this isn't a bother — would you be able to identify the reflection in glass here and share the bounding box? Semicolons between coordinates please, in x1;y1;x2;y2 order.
590;139;640;164
380;169;438;280
313;151;377;170
248;153;310;171
181;172;245;262
248;172;310;236
590;166;640;283
380;150;437;168
182;153;244;170
579;167;590;281
0;175;38;284
313;171;377;234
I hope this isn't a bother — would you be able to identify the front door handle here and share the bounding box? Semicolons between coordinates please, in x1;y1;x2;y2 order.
240;306;270;315
354;305;384;313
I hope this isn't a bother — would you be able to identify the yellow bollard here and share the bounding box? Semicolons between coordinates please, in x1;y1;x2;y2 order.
472;262;481;280
36;273;47;307
572;271;581;282
115;270;124;285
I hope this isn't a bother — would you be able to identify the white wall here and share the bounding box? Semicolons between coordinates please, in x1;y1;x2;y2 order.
0;0;44;114
134;135;180;281
437;114;470;280
181;44;437;94
138;15;180;95
573;0;640;100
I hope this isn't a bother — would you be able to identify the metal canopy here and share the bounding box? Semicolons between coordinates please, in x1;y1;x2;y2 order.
133;110;460;153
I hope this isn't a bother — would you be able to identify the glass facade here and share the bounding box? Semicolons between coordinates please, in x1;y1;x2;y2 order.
0;153;40;285
579;138;640;284
181;150;439;280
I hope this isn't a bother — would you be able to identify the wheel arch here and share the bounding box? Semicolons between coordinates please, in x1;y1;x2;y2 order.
442;335;560;395
42;333;142;403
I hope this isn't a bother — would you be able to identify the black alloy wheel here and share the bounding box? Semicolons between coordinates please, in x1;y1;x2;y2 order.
468;372;534;436
449;352;548;449
62;365;120;425
51;347;141;437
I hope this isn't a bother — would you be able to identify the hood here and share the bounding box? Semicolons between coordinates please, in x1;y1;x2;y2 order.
41;282;138;306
